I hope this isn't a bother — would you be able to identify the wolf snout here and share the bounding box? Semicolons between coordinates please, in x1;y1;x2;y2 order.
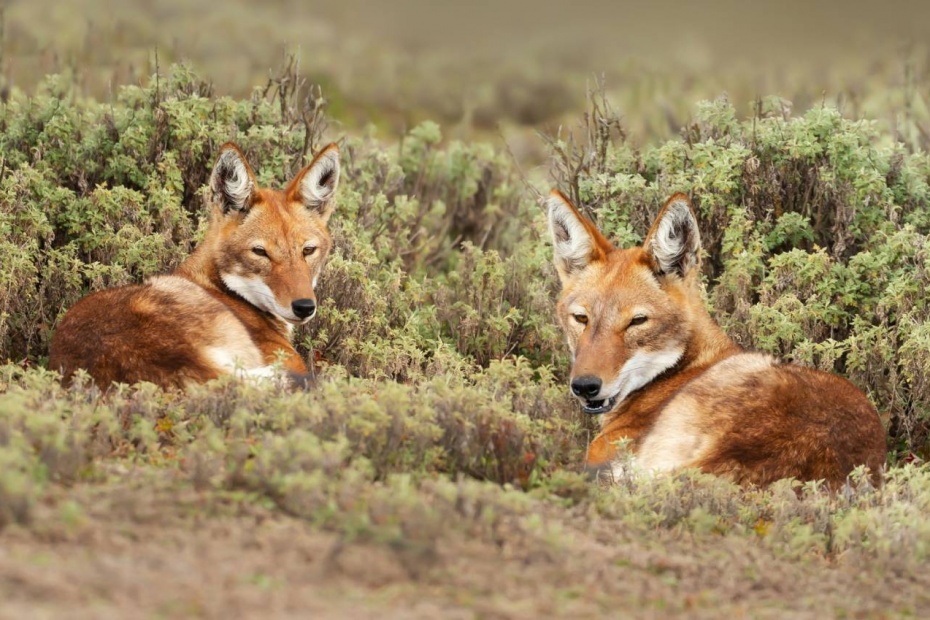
291;298;317;319
570;375;602;399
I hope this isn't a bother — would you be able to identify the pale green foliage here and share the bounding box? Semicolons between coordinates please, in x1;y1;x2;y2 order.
0;67;588;547
0;65;564;377
0;363;581;528
5;64;930;577
564;96;930;455
5;365;930;576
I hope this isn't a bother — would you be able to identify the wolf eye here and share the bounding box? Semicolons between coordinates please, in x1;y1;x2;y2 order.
572;314;588;325
630;315;648;326
252;247;268;257
303;246;318;257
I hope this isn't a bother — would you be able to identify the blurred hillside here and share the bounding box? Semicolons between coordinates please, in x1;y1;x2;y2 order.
3;0;930;152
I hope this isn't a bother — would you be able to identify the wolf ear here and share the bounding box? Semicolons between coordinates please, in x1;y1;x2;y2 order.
210;143;257;214
643;193;700;278
546;190;612;283
287;143;340;222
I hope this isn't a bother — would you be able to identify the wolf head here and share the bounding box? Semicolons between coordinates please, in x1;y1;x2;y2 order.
547;191;702;414
205;143;340;326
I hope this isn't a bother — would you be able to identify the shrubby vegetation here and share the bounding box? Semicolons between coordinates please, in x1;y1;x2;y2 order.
551;93;930;456
5;364;930;578
3;63;930;614
0;62;585;520
0;64;564;376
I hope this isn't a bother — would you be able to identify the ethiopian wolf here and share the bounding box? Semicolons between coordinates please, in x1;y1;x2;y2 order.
547;190;886;487
49;142;340;389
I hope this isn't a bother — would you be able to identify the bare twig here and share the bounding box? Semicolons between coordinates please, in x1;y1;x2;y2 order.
539;75;625;220
259;52;331;174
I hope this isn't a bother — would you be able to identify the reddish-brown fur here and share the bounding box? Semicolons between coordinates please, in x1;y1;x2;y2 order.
547;190;886;487
49;143;340;389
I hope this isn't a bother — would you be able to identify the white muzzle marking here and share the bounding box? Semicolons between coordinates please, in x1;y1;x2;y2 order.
595;346;685;407
221;273;302;324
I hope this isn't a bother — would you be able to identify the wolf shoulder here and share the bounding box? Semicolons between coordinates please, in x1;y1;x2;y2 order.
638;352;885;482
48;275;260;388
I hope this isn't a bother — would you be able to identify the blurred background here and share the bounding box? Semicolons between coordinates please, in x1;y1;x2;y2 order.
2;0;930;153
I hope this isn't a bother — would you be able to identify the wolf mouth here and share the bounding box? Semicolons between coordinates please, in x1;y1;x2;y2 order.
581;394;619;415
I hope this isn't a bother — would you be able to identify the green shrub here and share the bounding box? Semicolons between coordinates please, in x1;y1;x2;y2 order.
4;64;930;525
0;65;564;378
553;94;930;457
5;364;930;578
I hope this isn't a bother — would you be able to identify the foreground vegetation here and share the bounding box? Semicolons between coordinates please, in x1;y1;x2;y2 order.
3;366;930;616
2;55;930;614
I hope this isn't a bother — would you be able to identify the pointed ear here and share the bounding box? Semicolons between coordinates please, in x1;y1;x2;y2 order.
209;143;258;214
546;190;612;283
287;143;340;222
642;193;701;278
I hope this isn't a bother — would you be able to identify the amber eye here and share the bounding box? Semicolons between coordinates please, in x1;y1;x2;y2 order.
303;246;318;257
252;247;268;257
573;314;588;325
630;315;647;326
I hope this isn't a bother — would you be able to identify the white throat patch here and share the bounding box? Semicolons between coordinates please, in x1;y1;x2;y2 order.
221;273;300;324
601;346;684;404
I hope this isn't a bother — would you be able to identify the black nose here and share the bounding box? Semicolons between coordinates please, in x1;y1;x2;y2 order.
570;375;602;399
292;298;317;319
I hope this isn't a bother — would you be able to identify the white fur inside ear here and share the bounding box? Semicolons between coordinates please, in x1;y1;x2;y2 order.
211;149;254;212
300;148;340;213
651;199;699;276
547;194;595;277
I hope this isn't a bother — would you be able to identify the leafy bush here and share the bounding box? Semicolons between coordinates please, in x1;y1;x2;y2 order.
4;63;930;497
0;64;564;378
4;64;930;456
7;66;930;610
552;93;930;457
0;362;581;525
4;364;930;582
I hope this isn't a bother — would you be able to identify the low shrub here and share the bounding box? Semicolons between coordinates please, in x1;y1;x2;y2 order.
0;64;564;379
550;92;930;457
